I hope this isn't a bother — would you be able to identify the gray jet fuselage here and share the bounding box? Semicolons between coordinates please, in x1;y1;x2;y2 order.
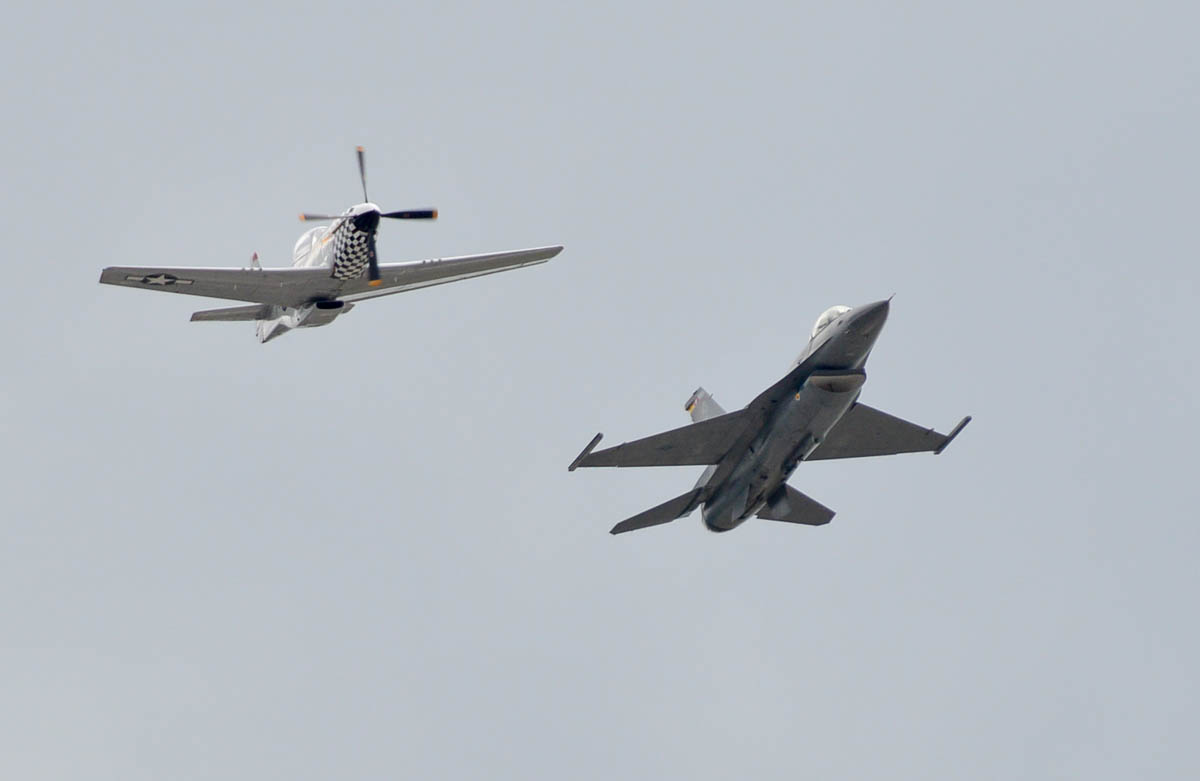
697;300;890;531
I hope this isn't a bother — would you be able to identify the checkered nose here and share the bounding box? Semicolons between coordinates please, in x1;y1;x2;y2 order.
353;209;381;234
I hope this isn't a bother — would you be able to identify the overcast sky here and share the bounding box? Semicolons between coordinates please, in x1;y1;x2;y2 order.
2;1;1198;778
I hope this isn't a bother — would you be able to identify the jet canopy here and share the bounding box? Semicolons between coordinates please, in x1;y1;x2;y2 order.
811;305;851;339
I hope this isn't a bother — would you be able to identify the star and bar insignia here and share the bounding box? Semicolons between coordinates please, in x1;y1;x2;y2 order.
126;273;193;286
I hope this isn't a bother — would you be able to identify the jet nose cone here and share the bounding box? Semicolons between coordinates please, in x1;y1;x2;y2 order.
853;299;890;331
353;208;381;233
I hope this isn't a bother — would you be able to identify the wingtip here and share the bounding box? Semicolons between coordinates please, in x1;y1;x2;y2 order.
568;432;604;471
934;415;972;455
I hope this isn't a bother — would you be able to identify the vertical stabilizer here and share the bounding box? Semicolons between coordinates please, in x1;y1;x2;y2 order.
685;387;726;422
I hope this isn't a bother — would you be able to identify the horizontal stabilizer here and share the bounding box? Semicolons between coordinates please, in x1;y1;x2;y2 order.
190;304;272;322
611;489;701;535
807;403;971;461
576;409;753;469
757;485;835;526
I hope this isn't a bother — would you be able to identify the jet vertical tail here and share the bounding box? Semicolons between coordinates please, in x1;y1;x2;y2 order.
685;387;726;422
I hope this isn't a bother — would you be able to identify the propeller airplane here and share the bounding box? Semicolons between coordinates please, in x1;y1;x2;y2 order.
100;147;563;342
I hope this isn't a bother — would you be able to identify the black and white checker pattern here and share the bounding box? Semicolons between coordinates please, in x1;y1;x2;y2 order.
330;225;374;280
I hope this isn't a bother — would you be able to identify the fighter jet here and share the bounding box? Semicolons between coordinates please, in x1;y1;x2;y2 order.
99;147;562;342
569;300;970;534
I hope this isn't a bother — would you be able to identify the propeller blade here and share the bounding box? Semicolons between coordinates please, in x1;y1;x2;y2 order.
367;233;382;287
381;209;438;220
356;145;368;202
299;213;346;221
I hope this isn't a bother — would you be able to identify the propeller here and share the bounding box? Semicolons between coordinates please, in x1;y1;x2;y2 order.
299;147;439;286
356;145;368;202
299;209;437;222
382;208;438;220
366;232;381;286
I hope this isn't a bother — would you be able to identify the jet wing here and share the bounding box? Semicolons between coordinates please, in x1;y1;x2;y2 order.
98;266;341;307
807;403;971;461
337;246;564;303
572;409;755;469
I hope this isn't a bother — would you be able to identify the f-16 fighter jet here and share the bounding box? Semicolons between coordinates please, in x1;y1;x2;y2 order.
569;300;970;534
100;148;562;343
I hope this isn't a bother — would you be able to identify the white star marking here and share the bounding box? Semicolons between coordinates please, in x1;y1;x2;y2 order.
126;273;193;286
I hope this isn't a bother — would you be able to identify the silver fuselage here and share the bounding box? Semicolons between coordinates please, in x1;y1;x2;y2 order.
256;203;381;343
698;300;890;531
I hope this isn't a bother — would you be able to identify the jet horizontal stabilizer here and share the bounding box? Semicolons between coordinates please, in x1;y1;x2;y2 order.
610;489;702;535
757;485;835;526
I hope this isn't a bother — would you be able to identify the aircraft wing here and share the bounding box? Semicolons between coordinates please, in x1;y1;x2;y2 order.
98;266;337;307
807;403;971;461
99;246;563;309
337;246;564;303
571;409;755;469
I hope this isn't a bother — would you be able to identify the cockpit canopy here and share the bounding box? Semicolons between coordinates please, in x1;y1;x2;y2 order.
811;305;851;339
293;226;325;265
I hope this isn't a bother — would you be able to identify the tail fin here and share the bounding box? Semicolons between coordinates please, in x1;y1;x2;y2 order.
610;489;701;535
684;387;726;422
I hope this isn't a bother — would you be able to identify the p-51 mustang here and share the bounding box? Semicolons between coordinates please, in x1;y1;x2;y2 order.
100;148;563;343
569;300;970;534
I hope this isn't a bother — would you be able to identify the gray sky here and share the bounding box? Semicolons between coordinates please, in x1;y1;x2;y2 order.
3;1;1198;778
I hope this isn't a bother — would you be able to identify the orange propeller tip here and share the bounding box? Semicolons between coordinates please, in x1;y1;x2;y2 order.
356;145;364;152
431;209;439;219
298;213;306;221
368;279;383;287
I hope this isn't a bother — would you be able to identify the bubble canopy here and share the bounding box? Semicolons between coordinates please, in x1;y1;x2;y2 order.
811;305;851;339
